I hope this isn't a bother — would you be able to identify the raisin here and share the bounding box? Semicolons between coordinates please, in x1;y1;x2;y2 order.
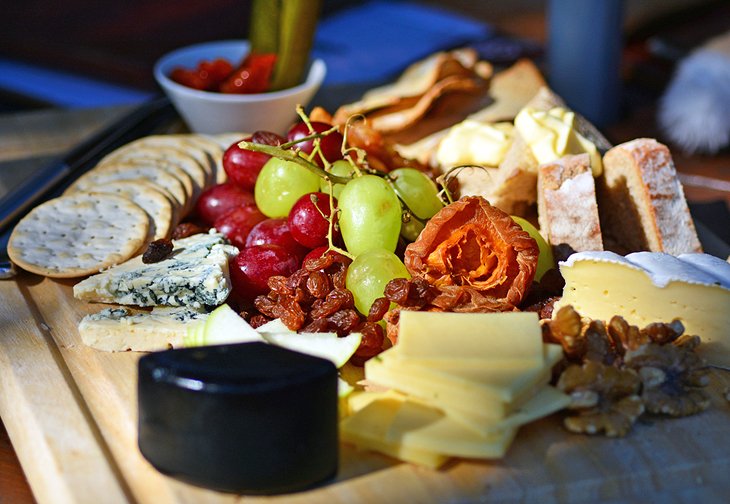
307;270;331;299
142;238;173;263
367;297;390;322
267;275;292;296
253;295;279;318
327;309;360;335
305;252;334;272
274;297;306;331
172;222;207;240
248;314;270;328
351;322;385;365
310;288;353;319
301;318;330;333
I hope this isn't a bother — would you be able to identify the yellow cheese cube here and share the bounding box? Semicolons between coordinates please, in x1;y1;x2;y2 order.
397;311;544;365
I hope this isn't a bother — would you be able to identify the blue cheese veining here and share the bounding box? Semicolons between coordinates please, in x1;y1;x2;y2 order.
73;231;238;308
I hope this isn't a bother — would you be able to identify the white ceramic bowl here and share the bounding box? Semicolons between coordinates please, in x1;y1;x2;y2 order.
154;40;326;135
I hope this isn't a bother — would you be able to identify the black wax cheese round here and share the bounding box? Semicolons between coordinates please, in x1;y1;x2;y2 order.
137;342;338;494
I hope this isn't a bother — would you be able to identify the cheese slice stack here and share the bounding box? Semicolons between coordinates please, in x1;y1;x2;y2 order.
554;251;730;368
340;311;569;468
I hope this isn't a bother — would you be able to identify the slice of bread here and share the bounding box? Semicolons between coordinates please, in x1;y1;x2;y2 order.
598;138;702;255
537;153;604;261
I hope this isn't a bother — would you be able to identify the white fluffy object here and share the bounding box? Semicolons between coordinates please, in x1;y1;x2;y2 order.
659;32;730;154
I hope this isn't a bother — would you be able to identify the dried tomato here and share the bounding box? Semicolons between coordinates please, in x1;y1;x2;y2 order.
220;53;277;94
404;196;539;312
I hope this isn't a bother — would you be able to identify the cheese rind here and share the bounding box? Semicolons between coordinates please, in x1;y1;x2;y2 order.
79;306;209;352
555;251;730;367
73;231;238;308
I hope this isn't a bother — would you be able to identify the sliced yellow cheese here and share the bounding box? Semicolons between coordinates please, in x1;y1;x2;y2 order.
444;385;570;437
386;398;517;460
365;346;553;413
397;311;544;366
555;251;730;368
340;397;449;469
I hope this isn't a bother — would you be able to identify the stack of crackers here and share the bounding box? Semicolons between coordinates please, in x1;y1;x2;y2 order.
7;133;240;278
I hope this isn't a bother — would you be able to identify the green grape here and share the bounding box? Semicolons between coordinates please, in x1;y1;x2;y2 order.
389;167;444;220
511;215;555;281
254;157;321;217
319;159;352;199
338;174;402;256
345;248;410;315
400;215;425;242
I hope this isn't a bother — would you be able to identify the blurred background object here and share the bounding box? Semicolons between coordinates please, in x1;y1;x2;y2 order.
0;0;728;133
657;30;730;154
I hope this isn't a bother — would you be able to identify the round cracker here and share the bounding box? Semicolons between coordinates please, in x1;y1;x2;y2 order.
7;193;149;278
66;162;189;216
101;145;208;195
80;179;175;240
111;135;218;187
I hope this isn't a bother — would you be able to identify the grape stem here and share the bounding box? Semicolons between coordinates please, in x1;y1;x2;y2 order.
237;140;352;185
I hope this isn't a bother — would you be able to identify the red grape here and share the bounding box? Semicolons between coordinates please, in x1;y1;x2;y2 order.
195;183;255;226
213;205;267;249
245;218;309;259
230;244;300;303
287;121;344;166
223;131;285;191
287;192;339;249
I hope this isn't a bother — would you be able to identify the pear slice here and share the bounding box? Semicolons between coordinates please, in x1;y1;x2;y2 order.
262;331;362;368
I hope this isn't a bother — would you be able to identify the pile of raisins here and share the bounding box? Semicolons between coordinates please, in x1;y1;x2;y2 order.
248;252;389;365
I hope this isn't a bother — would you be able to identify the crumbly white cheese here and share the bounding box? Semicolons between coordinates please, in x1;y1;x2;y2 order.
79;306;209;352
73;230;238;308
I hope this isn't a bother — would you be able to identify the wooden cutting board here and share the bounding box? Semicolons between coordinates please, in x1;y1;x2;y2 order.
1;272;730;503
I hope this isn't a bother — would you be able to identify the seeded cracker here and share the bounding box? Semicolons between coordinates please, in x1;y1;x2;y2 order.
7;192;150;278
79;179;175;240
65;162;188;215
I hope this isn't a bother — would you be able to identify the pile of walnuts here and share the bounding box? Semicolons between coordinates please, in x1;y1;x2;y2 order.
543;305;711;437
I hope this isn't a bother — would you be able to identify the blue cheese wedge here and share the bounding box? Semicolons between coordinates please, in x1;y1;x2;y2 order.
73;231;238;308
79;306;209;352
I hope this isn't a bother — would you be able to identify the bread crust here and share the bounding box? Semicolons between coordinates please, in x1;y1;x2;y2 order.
537;154;603;260
599;138;702;255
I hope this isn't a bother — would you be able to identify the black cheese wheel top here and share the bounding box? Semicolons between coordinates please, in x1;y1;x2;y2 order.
138;342;338;495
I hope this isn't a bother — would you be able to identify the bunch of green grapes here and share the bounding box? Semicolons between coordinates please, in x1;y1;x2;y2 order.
249;123;446;314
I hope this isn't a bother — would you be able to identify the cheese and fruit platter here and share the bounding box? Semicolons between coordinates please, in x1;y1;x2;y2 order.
1;46;730;503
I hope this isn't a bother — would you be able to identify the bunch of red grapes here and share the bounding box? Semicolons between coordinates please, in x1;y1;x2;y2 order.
194;122;345;307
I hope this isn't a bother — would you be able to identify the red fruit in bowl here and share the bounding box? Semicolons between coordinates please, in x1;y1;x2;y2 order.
287;121;344;167
230;244;300;303
213;205;267;249
223;131;285;191
288;192;339;249
245;218;309;259
195;183;255;226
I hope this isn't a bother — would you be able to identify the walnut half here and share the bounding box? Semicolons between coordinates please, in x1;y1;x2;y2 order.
557;361;644;437
625;340;711;417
